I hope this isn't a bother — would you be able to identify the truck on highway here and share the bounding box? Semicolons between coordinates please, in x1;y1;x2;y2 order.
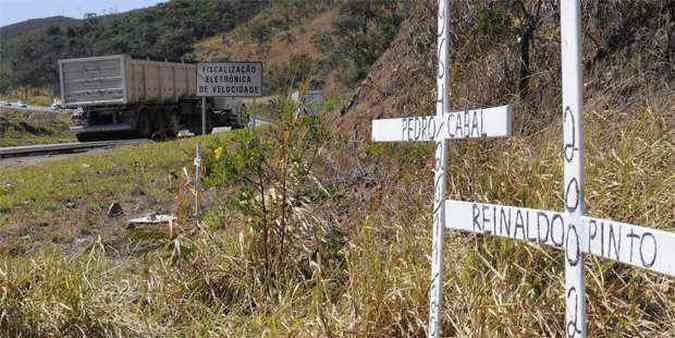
58;55;248;141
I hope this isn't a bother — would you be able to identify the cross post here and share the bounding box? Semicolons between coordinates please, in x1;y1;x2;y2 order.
560;1;586;336
371;2;513;337
371;82;513;338
429;0;451;336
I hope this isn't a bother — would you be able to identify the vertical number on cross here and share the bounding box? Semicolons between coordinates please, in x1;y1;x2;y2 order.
428;1;450;338
561;1;586;336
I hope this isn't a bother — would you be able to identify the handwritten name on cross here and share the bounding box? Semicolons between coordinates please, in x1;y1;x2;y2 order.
372;105;512;143
444;201;675;277
439;2;675;338
371;106;513;338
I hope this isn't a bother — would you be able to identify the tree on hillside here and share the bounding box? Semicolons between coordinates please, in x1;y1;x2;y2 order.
472;1;558;100
1;0;271;91
514;0;544;97
329;0;404;84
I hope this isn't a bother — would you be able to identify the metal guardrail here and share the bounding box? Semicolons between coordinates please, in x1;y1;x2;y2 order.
0;139;150;158
0;105;73;114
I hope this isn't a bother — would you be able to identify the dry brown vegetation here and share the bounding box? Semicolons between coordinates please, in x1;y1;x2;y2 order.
1;89;671;336
195;9;336;68
340;0;673;136
192;2;344;96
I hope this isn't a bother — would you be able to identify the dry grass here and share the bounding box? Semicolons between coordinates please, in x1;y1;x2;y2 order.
435;90;674;337
193;8;336;65
0;88;54;107
0;90;672;337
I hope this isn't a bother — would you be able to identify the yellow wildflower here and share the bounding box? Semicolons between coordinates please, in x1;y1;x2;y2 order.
214;147;224;160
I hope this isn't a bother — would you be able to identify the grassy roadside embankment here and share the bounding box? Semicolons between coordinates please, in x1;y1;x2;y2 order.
0;93;53;108
0;110;76;147
0;92;672;336
0;132;239;256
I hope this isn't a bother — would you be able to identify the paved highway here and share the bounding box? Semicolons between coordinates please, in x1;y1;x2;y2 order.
0;139;151;158
0;103;73;114
0;139;151;168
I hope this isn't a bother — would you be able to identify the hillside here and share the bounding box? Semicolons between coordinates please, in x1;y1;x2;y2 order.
192;1;405;96
194;8;340;95
0;16;80;41
0;0;270;92
341;0;674;136
0;110;74;147
1;0;406;97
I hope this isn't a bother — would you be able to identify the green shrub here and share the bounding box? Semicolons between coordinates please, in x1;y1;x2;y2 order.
311;31;334;54
475;7;510;35
327;1;404;86
202;96;341;302
264;54;321;93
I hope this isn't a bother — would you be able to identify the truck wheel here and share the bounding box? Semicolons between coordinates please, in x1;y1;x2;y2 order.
136;108;153;138
151;108;179;140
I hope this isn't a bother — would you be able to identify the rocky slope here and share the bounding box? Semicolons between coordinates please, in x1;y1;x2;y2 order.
341;0;673;137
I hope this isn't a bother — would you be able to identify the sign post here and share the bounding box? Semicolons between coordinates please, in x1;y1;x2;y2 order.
201;97;206;135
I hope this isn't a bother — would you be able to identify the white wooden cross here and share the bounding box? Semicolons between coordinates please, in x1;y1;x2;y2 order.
442;2;675;337
371;3;513;337
371;1;675;337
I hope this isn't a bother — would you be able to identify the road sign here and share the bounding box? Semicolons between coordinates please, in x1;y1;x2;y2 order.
197;62;263;97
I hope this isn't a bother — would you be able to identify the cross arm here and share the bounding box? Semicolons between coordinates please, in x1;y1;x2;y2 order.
445;200;675;277
372;105;512;142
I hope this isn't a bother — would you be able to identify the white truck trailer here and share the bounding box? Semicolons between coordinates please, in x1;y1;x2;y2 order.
59;55;247;141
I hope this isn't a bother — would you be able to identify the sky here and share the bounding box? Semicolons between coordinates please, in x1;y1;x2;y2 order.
0;0;165;27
